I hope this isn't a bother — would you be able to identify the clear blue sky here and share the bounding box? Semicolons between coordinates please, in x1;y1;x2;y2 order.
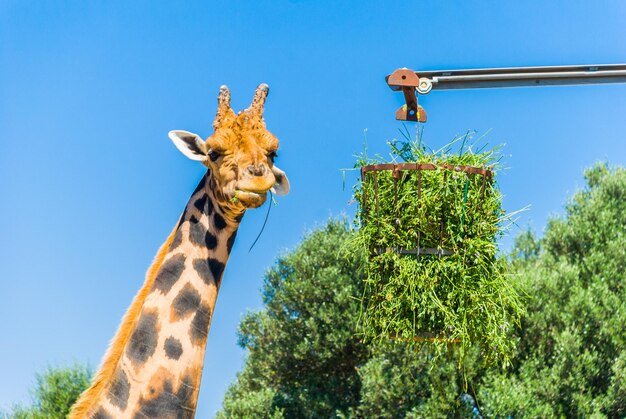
1;1;625;417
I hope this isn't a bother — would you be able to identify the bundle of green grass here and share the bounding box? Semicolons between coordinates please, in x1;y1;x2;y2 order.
354;131;525;365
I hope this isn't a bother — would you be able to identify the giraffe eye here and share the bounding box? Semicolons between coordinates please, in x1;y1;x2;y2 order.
208;150;221;162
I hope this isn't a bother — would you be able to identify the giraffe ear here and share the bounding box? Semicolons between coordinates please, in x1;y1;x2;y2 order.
168;130;207;161
271;166;290;196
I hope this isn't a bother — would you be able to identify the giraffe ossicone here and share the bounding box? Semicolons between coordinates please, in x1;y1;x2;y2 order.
70;84;289;418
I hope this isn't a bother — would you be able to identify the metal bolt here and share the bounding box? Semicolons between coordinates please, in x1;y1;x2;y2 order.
417;78;433;94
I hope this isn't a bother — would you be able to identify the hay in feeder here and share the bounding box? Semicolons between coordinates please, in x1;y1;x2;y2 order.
353;132;525;366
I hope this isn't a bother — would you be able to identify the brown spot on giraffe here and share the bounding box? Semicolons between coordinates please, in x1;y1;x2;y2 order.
152;254;187;294
189;300;212;345
107;368;130;410
192;258;225;287
164;337;184;360
132;367;196;418
69;84;290;418
188;215;218;249
92;407;113;419
170;283;202;321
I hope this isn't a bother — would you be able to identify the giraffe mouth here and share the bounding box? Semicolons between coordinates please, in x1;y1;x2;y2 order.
233;189;268;208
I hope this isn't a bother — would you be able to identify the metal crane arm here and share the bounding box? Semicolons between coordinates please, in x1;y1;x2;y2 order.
386;64;626;122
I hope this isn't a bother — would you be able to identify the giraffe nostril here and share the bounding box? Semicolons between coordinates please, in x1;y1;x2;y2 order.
247;165;266;177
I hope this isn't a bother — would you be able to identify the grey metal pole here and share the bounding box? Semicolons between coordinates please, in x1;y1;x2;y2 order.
415;64;626;93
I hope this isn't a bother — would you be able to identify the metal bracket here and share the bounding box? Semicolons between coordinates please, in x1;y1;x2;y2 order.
385;68;427;122
386;64;626;122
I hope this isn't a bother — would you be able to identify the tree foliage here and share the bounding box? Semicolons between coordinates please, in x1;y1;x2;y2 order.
218;220;369;418
219;163;625;418
2;364;92;419
478;164;626;417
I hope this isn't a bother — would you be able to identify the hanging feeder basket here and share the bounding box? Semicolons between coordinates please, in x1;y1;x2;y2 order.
360;162;493;257
354;146;524;364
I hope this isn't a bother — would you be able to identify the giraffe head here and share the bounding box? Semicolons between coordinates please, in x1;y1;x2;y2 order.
168;84;290;213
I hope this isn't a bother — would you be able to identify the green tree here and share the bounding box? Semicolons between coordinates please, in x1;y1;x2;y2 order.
221;163;625;418
350;343;482;418
2;364;92;419
218;220;369;418
479;164;626;417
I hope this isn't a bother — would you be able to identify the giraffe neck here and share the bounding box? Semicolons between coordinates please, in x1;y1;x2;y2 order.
72;172;243;418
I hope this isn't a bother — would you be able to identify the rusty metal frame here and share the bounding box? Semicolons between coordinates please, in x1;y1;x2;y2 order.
360;163;493;180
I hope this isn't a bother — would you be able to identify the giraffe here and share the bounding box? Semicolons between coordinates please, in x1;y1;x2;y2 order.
69;84;289;418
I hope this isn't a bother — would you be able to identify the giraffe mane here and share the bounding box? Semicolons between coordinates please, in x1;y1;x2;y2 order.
69;225;178;418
